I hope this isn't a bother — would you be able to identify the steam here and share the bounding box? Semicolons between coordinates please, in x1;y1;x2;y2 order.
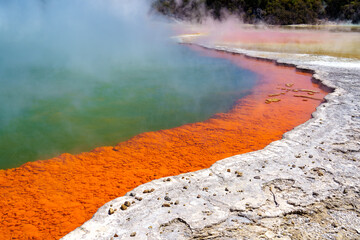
175;17;360;59
0;0;256;168
0;0;170;122
0;0;175;166
162;0;360;59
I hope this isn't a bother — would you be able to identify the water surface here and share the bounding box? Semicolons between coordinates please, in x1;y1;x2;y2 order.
0;0;257;169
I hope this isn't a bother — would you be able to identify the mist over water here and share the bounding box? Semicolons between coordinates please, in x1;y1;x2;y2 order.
0;0;257;169
182;18;360;59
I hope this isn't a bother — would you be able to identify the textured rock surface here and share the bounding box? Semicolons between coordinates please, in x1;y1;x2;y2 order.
62;45;360;239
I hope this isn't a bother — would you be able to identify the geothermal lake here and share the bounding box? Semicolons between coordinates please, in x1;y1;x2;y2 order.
0;0;257;169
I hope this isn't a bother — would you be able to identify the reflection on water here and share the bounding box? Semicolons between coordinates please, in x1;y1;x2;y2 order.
0;0;257;169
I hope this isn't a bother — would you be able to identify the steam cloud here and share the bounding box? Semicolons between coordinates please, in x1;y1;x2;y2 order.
0;0;256;168
0;0;176;166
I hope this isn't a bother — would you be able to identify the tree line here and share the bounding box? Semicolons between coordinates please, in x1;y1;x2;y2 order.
152;0;360;24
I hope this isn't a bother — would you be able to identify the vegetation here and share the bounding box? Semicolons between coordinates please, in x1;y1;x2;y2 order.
152;0;360;24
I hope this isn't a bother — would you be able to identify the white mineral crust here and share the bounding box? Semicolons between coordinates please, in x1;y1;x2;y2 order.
62;44;360;239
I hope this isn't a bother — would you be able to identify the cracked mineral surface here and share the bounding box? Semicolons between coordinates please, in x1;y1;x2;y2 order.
62;44;360;239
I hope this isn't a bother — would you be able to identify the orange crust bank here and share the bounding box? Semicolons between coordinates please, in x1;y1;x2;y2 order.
0;46;329;239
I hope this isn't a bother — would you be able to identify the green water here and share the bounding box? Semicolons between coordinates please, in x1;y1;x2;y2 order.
0;0;257;169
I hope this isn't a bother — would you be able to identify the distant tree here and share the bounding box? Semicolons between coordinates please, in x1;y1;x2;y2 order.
152;0;177;17
204;0;243;20
264;0;323;24
324;0;350;19
342;1;360;23
151;0;360;24
324;0;360;22
152;0;206;22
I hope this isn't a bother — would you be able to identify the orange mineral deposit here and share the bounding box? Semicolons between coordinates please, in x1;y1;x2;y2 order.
0;46;329;239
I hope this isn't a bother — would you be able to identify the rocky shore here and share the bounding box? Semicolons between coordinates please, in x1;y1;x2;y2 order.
62;44;360;239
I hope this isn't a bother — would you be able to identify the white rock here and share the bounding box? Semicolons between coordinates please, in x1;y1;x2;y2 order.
62;41;360;240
